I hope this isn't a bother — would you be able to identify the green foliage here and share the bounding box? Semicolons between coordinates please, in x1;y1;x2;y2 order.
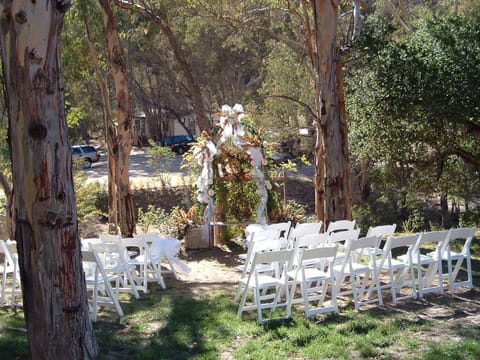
147;140;176;186
137;204;205;239
0;192;6;215
459;207;480;228
346;13;480;227
73;173;107;236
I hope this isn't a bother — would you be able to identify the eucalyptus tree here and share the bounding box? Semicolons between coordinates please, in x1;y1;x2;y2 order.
211;0;356;225
96;0;136;236
0;1;98;357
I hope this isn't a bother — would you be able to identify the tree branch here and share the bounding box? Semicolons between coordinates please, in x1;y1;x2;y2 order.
264;94;318;121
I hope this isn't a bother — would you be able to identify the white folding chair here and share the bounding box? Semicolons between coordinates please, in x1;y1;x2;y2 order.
237;249;294;324
235;233;284;286
287;221;323;249
376;234;419;305
135;233;179;280
288;245;339;318
365;224;397;256
238;228;282;262
366;224;397;239
437;227;477;293
325;219;356;235
332;235;383;310
327;228;361;260
0;240;22;307
265;221;292;239
408;231;449;299
87;241;140;299
119;237;166;293
292;233;329;268
82;248;124;322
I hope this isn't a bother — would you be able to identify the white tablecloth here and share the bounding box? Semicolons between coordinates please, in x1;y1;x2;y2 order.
150;237;191;274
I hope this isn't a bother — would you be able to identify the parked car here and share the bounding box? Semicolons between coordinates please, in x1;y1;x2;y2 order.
72;145;100;169
161;135;196;154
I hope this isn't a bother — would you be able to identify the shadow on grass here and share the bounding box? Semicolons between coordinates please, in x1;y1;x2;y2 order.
93;282;239;360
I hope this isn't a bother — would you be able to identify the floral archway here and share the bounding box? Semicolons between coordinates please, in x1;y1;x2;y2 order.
192;104;271;241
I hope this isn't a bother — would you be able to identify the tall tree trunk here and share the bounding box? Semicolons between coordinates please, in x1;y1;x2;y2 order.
84;14;119;233
98;0;136;236
0;1;98;358
307;0;352;227
440;192;450;228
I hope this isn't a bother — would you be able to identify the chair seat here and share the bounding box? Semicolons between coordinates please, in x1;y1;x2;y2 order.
235;263;274;273
333;262;371;275
399;253;438;265
239;274;283;289
382;258;409;270
287;268;329;282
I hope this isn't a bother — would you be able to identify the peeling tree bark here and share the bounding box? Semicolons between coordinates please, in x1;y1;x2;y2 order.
0;1;98;358
305;0;352;227
98;0;136;236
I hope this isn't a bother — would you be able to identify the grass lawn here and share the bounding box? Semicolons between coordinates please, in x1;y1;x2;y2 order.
1;240;479;359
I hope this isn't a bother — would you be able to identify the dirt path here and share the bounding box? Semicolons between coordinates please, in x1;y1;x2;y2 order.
161;246;242;298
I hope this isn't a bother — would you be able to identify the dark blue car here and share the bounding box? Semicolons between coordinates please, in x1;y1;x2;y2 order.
161;135;196;154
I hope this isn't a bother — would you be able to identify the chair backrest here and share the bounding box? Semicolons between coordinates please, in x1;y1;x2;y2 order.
266;221;292;239
442;227;477;255
99;233;121;244
348;235;381;255
295;233;328;250
377;233;420;269
326;220;356;235
299;245;338;266
291;222;323;237
288;222;323;248
366;224;397;238
251;249;294;270
134;233;161;244
81;237;104;249
82;248;107;280
327;228;360;246
413;230;449;260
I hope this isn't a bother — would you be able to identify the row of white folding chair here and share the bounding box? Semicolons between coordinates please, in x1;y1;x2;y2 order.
83;238;141;300
99;233;167;293
376;227;476;304
0;240;22;307
82;248;124;322
237;236;382;322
